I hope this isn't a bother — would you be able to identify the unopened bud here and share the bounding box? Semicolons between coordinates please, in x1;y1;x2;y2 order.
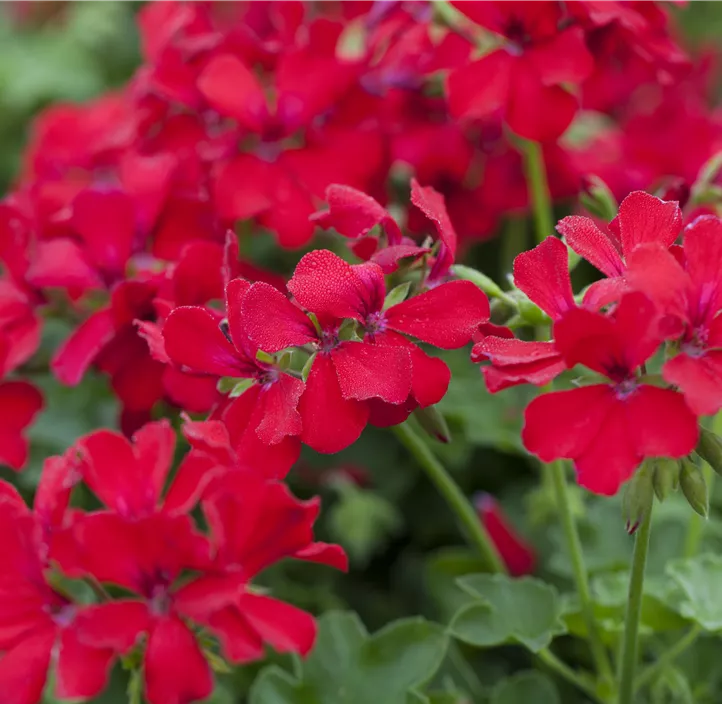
517;298;549;326
679;458;709;518
622;463;654;534
579;175;618;222
651;457;680;503
413;405;451;444
695;427;722;477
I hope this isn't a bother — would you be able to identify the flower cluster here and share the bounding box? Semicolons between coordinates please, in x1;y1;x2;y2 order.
0;418;346;703
474;191;721;496
0;1;718;701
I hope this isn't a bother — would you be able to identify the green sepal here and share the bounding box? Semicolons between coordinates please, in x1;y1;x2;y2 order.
383;281;411;311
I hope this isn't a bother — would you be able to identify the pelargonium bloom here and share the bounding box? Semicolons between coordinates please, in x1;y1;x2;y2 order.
242;249;489;452
556;190;682;309
626;215;722;416
473;236;572;392
446;1;594;141
522;292;699;495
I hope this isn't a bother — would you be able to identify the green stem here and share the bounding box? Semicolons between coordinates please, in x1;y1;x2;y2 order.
617;505;653;704
549;460;615;685
634;625;702;692
522;139;555;244
392;422;506;573
537;648;606;704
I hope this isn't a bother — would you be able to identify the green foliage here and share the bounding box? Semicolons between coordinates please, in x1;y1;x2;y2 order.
490;671;560;704
249;612;449;704
666;554;722;632
449;574;566;653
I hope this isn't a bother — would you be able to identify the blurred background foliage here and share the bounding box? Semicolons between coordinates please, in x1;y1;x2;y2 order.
4;3;722;703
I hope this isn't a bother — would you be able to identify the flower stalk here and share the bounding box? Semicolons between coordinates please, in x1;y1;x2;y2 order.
617;504;654;704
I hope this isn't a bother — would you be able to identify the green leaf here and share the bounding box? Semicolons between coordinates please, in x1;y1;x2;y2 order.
490;672;560;704
228;378;256;398
383;282;412;310
667;554;722;631
249;612;449;704
449;574;566;653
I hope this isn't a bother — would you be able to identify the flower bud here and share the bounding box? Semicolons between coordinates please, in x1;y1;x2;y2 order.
695;427;722;477
517;298;549;326
579;175;618;222
413;405;451;444
622;463;654;534
679;458;709;518
651;457;680;503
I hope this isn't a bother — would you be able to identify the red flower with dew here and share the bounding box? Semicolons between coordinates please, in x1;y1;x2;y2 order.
241;249;489;453
446;1;594;142
556;190;682;309
626;215;722;416
473;236;574;392
522;292;699;495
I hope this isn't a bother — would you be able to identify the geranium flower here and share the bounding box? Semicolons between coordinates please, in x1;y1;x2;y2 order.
446;1;594;141
522;292;699;495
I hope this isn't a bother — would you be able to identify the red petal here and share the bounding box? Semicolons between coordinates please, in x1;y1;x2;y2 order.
553;293;660;379
52;309;115;385
241;282;317;354
163;306;255;377
664;352;722;416
473;337;566;392
145;616;213;704
72;601;150;653
447;51;511;121
288;249;380;322
72;190;135;276
506;64;578;143
410;179;457;261
311;184;402;242
370;244;430;274
617;191;682;256
294;542;349;572
299;354;369;453
628;385;699;461
527;27;593;86
197;54;267;131
513;237;576;320
684;215;722;326
476;494;536;577
557;215;624;278
223;277;252;354
204;607;264;664
55;627;115;700
26;239;100;291
222;387;301;479
0;627;54;704
255;374;304;445
213;154;273;221
0;382;43;471
386;280;489;349
132;420;176;507
239;593;317;656
332;341;412;404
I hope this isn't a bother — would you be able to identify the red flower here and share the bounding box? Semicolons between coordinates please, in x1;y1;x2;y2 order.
626;215;722;416
522;292;699;495
55;469;345;704
242;249;489;452
163;278;304;478
446;2;594;141
0;495;115;703
472;236;572;392
556;190;682;309
475;493;536;576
